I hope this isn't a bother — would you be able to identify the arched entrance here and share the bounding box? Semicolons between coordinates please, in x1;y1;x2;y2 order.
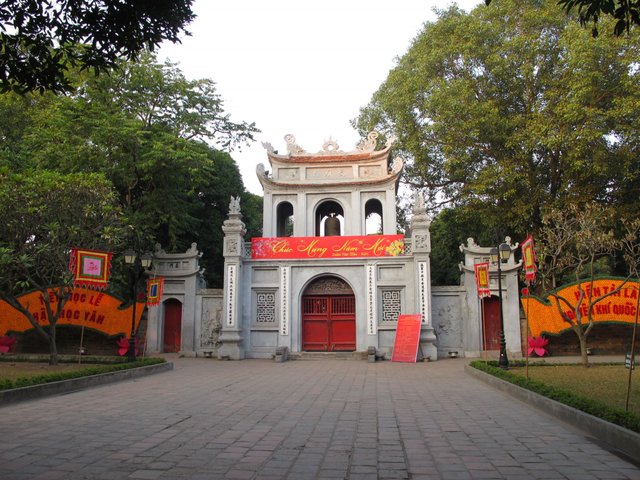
302;276;355;352
482;296;501;350
163;299;182;353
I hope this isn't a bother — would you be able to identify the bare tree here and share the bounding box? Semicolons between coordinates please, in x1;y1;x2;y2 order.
538;204;637;366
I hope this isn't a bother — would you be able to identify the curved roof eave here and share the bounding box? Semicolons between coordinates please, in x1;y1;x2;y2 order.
266;144;392;165
257;168;402;191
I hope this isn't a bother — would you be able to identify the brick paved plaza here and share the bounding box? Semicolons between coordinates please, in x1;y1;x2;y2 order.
1;357;639;479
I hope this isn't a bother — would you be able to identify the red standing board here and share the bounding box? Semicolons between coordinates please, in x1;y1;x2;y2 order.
391;314;422;362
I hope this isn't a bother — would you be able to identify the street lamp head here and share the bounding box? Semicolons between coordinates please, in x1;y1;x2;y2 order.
140;252;153;269
124;249;136;265
499;242;511;263
489;247;499;264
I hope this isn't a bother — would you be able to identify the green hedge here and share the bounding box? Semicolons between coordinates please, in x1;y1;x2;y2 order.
470;360;640;433
0;357;165;391
0;354;131;364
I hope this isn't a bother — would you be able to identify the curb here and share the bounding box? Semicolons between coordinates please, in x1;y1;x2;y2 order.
465;364;640;463
0;361;174;406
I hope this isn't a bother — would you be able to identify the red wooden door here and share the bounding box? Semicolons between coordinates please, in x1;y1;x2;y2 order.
302;295;355;352
163;299;182;353
482;296;501;350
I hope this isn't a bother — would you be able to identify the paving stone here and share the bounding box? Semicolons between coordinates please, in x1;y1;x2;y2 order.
128;470;165;479
0;357;638;480
224;469;258;479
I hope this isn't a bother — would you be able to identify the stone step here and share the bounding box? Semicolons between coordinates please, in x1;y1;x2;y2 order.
289;351;368;361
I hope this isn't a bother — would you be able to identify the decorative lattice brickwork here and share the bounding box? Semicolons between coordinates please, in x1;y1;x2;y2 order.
256;292;276;323
382;289;402;323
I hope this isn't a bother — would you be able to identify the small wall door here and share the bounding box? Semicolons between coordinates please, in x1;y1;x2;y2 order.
302;295;356;352
482;296;501;350
163;299;182;353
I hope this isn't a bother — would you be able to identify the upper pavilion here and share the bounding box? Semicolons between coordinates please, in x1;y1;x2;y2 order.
256;132;402;238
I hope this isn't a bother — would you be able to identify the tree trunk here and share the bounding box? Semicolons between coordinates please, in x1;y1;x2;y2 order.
578;333;590;367
49;324;59;365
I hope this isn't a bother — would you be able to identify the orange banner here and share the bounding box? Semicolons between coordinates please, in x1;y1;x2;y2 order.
0;288;145;336
523;279;640;337
252;234;405;259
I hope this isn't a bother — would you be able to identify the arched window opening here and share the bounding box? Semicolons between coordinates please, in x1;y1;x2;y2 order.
315;200;344;236
365;199;383;235
276;202;294;237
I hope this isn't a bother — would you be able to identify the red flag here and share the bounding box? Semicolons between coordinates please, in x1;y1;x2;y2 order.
474;262;491;298
146;277;164;306
69;248;112;290
521;236;537;285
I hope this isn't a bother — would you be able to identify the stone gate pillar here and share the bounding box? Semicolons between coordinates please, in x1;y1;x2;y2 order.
459;237;523;358
218;196;246;360
411;193;438;360
145;243;204;355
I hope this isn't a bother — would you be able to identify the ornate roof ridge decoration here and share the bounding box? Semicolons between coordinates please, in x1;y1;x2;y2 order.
261;131;395;162
459;261;523;274
458;236;523;273
410;191;431;230
256;163;403;190
459;236;519;255
153;242;202;259
152;242;205;278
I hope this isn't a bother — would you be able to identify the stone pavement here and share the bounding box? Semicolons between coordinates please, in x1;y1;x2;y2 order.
1;357;639;480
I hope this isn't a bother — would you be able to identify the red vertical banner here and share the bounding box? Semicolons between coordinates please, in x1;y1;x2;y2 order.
69;248;112;290
146;277;164;306
474;262;490;298
391;314;422;363
521;236;537;285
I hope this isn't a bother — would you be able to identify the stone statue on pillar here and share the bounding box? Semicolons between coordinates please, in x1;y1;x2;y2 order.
218;195;247;359
410;192;437;360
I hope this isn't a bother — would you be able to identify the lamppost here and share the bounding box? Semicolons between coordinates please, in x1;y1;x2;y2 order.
124;250;153;362
490;242;511;370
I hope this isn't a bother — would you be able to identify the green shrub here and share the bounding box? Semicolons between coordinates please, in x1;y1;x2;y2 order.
0;358;165;391
470;360;640;433
0;354;131;364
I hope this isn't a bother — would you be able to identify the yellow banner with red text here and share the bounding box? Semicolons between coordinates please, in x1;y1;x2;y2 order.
0;288;144;336
522;279;639;337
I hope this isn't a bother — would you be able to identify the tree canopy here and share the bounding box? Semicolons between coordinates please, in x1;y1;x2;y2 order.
355;0;640;240
0;54;261;287
486;0;640;37
0;170;126;362
0;0;195;93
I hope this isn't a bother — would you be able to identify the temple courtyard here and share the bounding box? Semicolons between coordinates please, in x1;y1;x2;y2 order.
0;356;638;479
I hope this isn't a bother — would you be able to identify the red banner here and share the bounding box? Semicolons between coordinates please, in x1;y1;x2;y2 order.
521;235;537;285
474;262;491;298
69;248;112;290
251;234;405;259
391;314;422;363
146;277;164;306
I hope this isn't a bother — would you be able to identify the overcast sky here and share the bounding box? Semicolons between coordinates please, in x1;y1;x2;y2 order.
159;0;481;194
